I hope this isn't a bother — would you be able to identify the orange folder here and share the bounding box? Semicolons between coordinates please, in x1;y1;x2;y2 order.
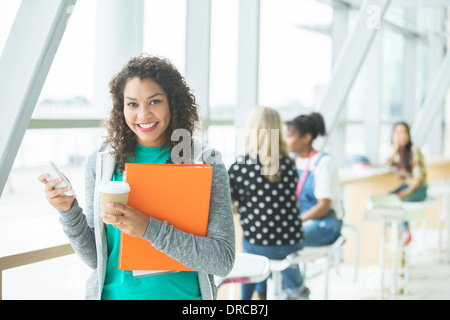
118;163;213;271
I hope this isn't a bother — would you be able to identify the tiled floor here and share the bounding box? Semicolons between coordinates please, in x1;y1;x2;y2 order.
218;229;450;300
305;227;450;300
305;249;450;300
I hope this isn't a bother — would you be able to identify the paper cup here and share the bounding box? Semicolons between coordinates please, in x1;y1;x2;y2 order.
99;181;130;216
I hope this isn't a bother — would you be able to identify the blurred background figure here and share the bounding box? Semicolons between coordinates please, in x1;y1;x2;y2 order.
384;121;428;246
285;112;344;247
228;106;308;300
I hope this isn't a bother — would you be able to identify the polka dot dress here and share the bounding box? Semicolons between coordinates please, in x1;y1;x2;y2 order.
228;154;304;246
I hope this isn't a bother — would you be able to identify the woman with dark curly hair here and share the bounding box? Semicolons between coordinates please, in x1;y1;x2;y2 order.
38;54;235;300
104;54;201;172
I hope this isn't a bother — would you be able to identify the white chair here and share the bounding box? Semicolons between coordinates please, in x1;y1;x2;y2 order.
428;180;450;264
215;252;271;300
267;226;358;300
364;194;437;300
337;223;360;282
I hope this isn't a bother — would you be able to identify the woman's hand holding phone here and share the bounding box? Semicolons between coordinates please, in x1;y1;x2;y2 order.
38;173;76;212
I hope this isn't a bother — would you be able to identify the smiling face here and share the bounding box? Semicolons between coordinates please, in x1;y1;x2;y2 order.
123;77;171;147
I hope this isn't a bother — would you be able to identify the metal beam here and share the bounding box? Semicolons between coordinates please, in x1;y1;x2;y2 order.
323;0;450;8
392;0;450;7
412;8;447;153
410;49;450;148
315;0;391;151
0;0;77;198
297;20;428;42
27;119;103;130
296;24;332;36
319;0;443;41
316;0;355;9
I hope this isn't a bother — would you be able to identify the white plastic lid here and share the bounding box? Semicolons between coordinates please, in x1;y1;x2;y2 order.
99;181;130;194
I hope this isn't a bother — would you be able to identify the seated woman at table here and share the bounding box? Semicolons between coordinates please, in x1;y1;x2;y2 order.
385;121;428;245
228;106;308;300
285;112;344;247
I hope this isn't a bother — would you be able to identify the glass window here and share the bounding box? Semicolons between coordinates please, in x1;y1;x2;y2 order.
381;29;404;121
259;0;332;121
34;0;97;120
384;5;405;27
13;128;104;170
143;0;186;74
417;42;430;107
345;66;368;161
0;128;104;257
346;65;368;122
206;125;237;169
0;0;21;57
209;0;239;120
379;122;394;164
416;8;432;108
345;123;366;159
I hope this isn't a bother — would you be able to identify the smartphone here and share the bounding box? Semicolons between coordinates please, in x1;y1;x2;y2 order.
45;161;74;196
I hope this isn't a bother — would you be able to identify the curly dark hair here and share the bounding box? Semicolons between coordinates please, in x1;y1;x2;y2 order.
103;54;199;173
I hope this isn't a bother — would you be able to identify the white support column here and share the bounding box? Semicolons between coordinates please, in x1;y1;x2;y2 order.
0;0;77;198
315;0;391;151
185;0;211;124
328;5;349;168
234;0;260;131
94;0;144;119
402;8;418;125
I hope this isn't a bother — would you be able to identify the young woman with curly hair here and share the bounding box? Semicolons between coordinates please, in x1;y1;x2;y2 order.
38;54;235;300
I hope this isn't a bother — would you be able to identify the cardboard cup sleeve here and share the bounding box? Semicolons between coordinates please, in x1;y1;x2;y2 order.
100;192;129;216
99;181;131;216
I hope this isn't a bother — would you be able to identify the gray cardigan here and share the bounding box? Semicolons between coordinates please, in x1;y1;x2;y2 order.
58;139;235;300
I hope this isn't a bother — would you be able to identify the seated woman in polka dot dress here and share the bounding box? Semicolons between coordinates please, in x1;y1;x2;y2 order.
285;112;344;247
228;106;308;300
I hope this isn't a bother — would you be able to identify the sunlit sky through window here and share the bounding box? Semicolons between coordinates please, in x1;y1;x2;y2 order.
0;0;332;110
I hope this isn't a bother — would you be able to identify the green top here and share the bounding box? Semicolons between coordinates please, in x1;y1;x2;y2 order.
101;144;202;300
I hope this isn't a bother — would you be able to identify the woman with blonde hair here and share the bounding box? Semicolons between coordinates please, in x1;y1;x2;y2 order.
228;106;308;300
